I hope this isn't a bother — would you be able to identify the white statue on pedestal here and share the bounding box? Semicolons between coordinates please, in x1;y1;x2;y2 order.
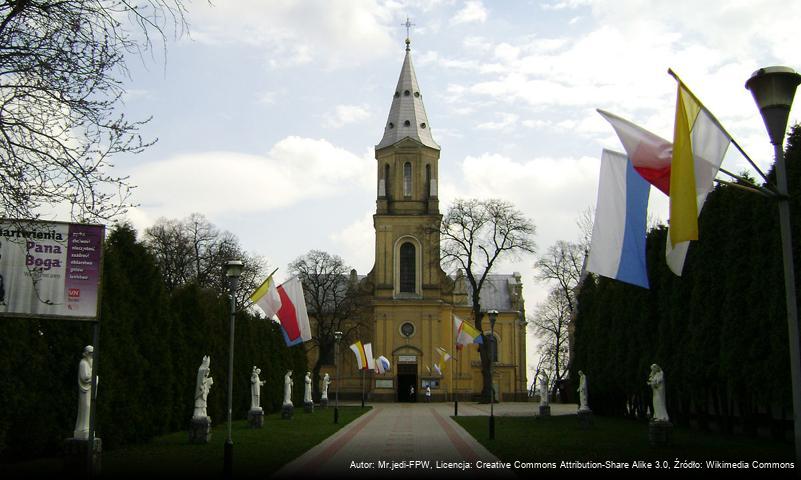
648;363;669;422
577;370;590;412
539;375;549;407
283;370;293;407
250;366;265;411
193;356;213;418
73;345;94;440
321;373;331;401
304;371;313;404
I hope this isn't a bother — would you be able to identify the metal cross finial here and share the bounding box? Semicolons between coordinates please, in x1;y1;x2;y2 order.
402;17;415;47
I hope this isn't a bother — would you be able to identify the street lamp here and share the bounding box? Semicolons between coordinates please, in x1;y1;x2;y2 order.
746;66;801;463
334;330;343;424
487;309;498;440
223;259;243;479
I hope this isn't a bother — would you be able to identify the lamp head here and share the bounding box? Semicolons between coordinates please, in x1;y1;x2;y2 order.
334;331;343;341
745;66;801;145
488;309;498;328
224;260;244;278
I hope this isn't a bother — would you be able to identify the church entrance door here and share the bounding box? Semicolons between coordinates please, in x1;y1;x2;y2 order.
397;363;417;402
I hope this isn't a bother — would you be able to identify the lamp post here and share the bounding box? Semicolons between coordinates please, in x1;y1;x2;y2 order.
334;330;342;424
745;66;801;463
488;310;498;440
223;260;244;479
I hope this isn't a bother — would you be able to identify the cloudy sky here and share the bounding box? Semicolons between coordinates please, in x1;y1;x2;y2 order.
112;0;800;376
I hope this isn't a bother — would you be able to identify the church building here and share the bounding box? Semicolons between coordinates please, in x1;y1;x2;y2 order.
326;37;528;402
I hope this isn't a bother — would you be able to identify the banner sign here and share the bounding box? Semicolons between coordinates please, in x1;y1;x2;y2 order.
0;219;104;321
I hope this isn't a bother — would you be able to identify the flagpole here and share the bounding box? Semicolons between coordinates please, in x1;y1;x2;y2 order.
668;68;774;189
361;369;365;408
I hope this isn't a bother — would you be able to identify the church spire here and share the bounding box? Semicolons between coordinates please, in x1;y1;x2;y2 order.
376;31;439;151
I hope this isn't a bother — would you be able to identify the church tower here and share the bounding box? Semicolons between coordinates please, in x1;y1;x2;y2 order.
373;37;445;301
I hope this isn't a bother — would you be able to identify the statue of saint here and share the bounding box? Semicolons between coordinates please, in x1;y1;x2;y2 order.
648;364;669;422
73;345;94;440
539;375;549;407
250;366;265;410
577;370;590;412
283;370;293;407
321;373;331;401
304;371;313;404
193;356;213;418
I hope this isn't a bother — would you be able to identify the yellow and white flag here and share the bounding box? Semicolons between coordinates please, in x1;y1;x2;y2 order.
249;269;281;318
669;80;730;248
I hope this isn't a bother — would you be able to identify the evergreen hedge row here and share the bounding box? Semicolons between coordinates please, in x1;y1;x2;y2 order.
0;225;307;460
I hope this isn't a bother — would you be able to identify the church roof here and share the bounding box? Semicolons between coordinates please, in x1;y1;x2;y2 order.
376;38;440;151
462;273;523;312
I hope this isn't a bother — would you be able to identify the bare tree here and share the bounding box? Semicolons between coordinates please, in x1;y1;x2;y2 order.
289;250;366;397
0;0;188;221
534;240;584;313
439;198;536;402
530;289;571;397
144;213;267;306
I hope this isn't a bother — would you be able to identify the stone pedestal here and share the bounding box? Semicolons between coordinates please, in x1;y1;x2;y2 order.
578;409;594;429
248;408;264;429
281;404;294;420
189;416;212;444
304;401;314;413
539;405;551;417
63;437;102;476
321;398;329;408
649;420;673;447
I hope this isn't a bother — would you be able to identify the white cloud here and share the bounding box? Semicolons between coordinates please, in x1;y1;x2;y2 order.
127;137;373;221
186;0;396;69
329;211;375;274
476;112;518;131
256;90;278;105
326;104;372;128
451;1;488;25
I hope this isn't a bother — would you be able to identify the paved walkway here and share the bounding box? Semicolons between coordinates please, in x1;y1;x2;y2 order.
274;402;577;478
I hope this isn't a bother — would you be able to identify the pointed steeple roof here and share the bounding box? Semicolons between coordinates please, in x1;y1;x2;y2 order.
376;38;440;151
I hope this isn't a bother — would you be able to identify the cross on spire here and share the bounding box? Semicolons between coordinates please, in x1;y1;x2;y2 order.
402;17;415;50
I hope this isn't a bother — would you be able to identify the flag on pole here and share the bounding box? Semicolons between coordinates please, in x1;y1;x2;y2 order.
376;355;391;374
249;268;282;318
363;343;376;371
275;276;312;347
349;341;367;370
433;363;442;376
669;79;730;247
454;315;483;349
598;109;672;194
587;149;650;289
425;365;431;374
436;347;452;364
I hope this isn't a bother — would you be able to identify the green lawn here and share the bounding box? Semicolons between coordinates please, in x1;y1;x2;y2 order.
2;406;370;478
454;414;794;466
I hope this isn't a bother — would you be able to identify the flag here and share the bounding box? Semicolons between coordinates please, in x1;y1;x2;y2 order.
670;80;730;247
433;363;442;376
376;355;391;374
249;269;282;318
349;341;367;370
436;347;452;364
363;343;376;371
275;276;312;347
598;109;672;194
425;365;431;374
587;150;650;289
454;315;483;350
599;105;727;276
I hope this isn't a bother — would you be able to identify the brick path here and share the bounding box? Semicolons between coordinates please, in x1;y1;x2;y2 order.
274;402;577;478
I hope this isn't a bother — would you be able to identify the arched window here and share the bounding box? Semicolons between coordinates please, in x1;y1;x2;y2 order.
399;242;415;293
403;162;412;197
384;164;390;197
425;164;431;198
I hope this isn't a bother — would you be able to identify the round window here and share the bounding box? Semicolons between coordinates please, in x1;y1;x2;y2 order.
400;322;415;338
